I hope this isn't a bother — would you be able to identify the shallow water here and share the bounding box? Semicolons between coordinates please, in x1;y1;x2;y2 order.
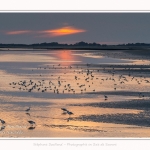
1;49;150;137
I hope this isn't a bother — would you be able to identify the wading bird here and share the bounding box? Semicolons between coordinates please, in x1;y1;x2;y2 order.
104;95;108;100
67;110;74;116
0;119;5;125
25;107;31;112
28;120;36;126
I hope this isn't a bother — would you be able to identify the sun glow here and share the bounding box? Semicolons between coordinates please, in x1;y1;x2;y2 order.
4;26;86;37
41;26;86;37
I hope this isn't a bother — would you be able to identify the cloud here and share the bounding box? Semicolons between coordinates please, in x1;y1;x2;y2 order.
5;30;31;35
39;26;86;37
4;26;86;37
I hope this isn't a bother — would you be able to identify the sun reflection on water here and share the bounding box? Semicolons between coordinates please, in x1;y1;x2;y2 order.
54;50;77;65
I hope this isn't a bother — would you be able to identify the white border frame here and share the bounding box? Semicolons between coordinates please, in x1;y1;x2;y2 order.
0;1;150;149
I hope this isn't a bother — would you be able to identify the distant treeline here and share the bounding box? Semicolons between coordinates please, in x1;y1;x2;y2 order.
0;41;150;49
0;41;105;47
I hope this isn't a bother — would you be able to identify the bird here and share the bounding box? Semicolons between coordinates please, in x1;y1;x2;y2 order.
0;119;5;125
67;110;74;116
28;120;36;126
61;108;68;112
104;95;108;100
25;107;31;112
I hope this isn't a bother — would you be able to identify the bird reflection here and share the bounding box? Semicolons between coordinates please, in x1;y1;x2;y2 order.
26;113;30;116
0;126;5;131
28;126;36;130
61;112;67;115
67;117;71;122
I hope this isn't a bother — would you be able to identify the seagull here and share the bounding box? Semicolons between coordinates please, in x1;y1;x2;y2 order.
0;119;5;125
28;120;36;126
25;107;31;112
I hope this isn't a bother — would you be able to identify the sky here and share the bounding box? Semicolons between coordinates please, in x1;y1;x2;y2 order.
0;13;150;45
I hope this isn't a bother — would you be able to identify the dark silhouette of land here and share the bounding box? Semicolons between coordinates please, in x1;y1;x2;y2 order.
0;41;150;50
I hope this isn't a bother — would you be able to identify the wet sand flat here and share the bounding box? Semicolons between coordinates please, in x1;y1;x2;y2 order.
1;49;150;137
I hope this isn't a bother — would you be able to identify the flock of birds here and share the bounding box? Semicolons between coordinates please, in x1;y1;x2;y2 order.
8;63;150;100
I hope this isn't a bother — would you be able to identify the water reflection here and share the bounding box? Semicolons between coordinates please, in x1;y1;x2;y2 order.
53;50;78;65
57;50;74;61
0;126;5;131
28;126;36;130
25;113;30;117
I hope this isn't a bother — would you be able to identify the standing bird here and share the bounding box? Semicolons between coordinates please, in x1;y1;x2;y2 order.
0;119;5;125
25;107;31;112
67;110;74;116
28;120;36;126
104;95;108;100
